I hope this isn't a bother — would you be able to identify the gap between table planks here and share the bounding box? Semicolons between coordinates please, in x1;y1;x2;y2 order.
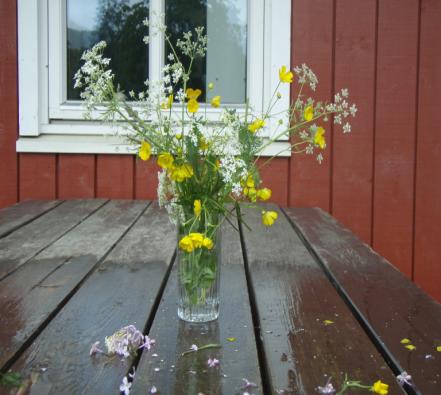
7;202;175;394
284;207;441;395
238;203;404;395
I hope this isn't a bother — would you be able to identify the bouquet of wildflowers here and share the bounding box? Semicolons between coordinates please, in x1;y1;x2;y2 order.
74;18;356;320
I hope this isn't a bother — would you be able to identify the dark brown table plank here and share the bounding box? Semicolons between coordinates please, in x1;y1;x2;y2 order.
0;200;148;369
130;220;262;395
0;200;61;239
285;207;441;394
10;202;175;394
0;199;107;280
239;204;403;395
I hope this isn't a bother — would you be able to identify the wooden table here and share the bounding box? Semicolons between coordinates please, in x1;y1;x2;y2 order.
0;200;440;394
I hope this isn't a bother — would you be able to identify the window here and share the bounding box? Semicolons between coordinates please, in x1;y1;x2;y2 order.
17;0;291;156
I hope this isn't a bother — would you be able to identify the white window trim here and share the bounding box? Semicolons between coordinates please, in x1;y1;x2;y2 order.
17;0;292;156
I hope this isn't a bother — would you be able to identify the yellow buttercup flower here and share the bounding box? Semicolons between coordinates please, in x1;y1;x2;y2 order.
175;133;182;140
244;187;257;202
304;105;314;121
179;236;194;253
189;232;204;248
262;210;278;226
314;127;326;149
202;237;213;249
170;163;194;182
246;174;255;188
194;199;202;218
279;65;294;83
371;380;389;395
138;141;151;161
248;119;265;133
186;88;202;100
211;95;221;108
187;99;199;113
161;94;173;109
257;188;272;201
157;152;174;169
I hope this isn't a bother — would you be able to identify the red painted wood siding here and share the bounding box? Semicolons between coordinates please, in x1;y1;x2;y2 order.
1;0;440;301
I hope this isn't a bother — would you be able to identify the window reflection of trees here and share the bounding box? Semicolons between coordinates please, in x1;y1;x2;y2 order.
67;0;149;100
68;0;247;102
165;0;247;103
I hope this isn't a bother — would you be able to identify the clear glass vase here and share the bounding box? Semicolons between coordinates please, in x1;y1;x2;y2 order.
177;225;221;323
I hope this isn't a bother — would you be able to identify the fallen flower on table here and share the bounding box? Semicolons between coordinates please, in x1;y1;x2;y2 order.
323;320;334;326
316;377;335;394
181;343;221;356
405;344;416;351
242;378;258;389
396;371;412;386
227;337;237;342
400;338;411;344
90;325;155;359
119;376;131;395
207;357;220;368
316;375;389;395
436;345;441;352
89;341;103;356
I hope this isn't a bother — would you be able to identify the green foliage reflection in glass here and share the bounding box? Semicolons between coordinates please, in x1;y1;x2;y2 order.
67;0;149;100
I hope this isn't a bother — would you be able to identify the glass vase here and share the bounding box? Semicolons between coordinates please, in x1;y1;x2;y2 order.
177;225;221;323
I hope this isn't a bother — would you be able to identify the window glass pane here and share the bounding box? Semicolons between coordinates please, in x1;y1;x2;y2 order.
67;0;149;100
165;0;247;104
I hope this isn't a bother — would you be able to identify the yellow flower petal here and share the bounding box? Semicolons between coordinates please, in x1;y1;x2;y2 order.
279;65;294;83
257;188;272;201
436;345;441;352
187;98;199;113
323;320;334;326
179;236;194;253
211;95;221;108
186;88;202;100
189;232;204;248
208;82;214;90
304;105;314;121
400;338;411;344
227;337;236;342
371;380;389;395
202;237;213;249
248;119;265;133
157;152;174;169
314;127;326;149
193;199;202;218
246;175;255;188
138;141;151;161
262;210;278;227
405;344;416;351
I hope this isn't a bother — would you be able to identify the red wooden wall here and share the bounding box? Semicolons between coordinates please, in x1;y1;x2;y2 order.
1;0;440;301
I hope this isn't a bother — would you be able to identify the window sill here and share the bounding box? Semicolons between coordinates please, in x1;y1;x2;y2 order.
16;134;292;157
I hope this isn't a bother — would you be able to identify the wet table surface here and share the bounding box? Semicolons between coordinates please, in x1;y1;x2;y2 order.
0;200;440;395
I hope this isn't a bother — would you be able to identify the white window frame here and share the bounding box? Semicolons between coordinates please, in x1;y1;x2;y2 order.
17;0;292;156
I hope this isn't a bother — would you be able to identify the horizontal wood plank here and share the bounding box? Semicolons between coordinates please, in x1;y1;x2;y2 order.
10;202;175;394
0;200;148;369
0;199;108;281
130;220;262;395
239;204;403;394
285;207;441;394
0;200;61;238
